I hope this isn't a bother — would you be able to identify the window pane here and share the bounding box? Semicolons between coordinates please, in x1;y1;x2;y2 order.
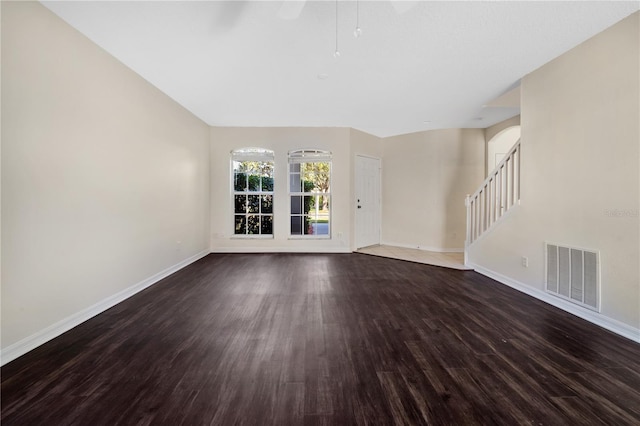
262;176;274;191
290;172;301;192
290;163;301;173
303;178;314;193
248;175;260;191
247;215;260;234
234;195;246;214
261;195;273;214
307;216;329;235
301;162;330;193
247;195;260;213
234;173;247;191
303;216;313;235
324;195;330;210
304;195;315;214
290;216;303;235
261;215;273;234
234;216;246;234
291;195;303;214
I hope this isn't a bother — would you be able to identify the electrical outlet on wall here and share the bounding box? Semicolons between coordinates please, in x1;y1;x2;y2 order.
521;256;528;267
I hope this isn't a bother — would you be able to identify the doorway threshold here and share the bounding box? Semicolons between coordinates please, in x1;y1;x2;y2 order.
356;245;472;270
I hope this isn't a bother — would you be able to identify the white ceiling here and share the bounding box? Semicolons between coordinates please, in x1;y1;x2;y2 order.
42;1;639;138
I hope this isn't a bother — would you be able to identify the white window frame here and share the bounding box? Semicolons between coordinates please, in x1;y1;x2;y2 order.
288;149;332;239
231;148;275;239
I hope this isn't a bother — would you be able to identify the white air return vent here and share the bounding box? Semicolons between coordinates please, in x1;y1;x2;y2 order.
545;243;599;311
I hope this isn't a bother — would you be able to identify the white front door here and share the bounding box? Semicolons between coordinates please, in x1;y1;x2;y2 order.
355;155;381;249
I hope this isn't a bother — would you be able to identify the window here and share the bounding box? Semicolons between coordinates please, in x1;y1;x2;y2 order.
289;149;331;237
232;148;274;237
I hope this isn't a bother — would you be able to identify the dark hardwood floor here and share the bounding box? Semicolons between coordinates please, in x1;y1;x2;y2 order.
2;253;639;425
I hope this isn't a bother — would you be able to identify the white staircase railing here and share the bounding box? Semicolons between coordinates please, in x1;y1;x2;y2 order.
465;139;521;249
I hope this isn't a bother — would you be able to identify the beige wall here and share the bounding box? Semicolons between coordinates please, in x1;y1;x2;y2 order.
468;13;640;330
382;129;485;251
350;128;383;159
1;2;211;351
210;126;482;254
210;127;352;252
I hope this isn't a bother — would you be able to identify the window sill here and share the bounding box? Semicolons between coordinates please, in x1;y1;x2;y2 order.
231;235;274;240
288;236;331;240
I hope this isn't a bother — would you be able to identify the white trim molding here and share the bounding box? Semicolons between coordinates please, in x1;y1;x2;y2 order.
1;250;210;366
468;262;640;344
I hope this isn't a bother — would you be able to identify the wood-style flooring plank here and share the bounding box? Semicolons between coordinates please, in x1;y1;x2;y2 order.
2;253;640;425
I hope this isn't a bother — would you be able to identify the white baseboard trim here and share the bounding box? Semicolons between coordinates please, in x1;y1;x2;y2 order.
469;262;640;344
1;250;210;366
380;241;464;253
210;247;351;254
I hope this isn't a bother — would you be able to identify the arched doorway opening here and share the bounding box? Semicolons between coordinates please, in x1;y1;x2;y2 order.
487;126;521;175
